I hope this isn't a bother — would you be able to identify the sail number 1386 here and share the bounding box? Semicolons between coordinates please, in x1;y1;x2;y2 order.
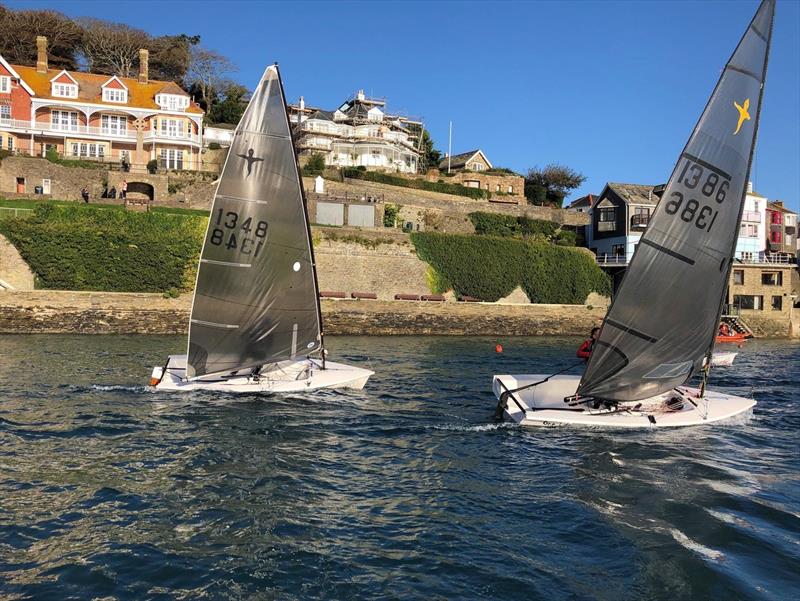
664;157;730;233
209;208;268;256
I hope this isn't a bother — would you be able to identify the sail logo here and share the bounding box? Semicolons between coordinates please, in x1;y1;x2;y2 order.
733;98;750;135
237;148;264;176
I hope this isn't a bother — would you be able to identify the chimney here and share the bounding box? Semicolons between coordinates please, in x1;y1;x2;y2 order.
36;36;48;73
138;49;149;84
357;89;365;101
299;96;305;111
747;181;753;193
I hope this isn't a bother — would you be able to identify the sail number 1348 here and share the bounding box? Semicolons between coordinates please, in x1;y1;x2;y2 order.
209;208;268;256
665;157;730;233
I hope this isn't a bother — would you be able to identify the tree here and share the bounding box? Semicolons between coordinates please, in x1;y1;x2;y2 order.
149;34;200;82
207;82;248;125
524;163;586;207
77;19;150;77
0;8;82;70
186;47;237;114
419;129;442;173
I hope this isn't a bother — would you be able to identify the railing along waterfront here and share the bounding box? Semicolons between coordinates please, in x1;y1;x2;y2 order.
733;253;797;265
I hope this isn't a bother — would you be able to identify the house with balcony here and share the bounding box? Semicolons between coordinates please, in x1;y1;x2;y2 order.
734;182;767;262
584;182;662;265
0;36;203;171
288;90;420;173
765;200;797;258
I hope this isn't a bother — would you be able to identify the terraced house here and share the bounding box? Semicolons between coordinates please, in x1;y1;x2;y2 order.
0;36;204;171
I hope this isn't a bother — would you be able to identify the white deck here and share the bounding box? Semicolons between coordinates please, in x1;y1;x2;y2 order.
152;355;372;393
492;374;755;428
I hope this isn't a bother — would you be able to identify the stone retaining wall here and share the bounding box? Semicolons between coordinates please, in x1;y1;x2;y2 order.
0;291;606;336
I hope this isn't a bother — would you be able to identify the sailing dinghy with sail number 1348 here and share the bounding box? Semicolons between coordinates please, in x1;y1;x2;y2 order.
493;0;775;428
150;64;373;393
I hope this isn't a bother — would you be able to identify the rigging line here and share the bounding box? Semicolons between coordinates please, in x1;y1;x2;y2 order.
498;361;585;405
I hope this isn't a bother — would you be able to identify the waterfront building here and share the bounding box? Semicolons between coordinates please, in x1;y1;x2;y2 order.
765;200;797;258
0;36;204;171
288;90;421;173
735;182;767;262
566;194;595;213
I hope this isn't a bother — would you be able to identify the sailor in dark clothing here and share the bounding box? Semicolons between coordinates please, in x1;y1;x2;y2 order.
577;327;600;361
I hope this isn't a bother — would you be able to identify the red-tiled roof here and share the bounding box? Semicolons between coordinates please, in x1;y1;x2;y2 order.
12;64;203;114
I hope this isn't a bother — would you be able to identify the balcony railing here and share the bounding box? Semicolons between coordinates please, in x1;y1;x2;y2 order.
741;211;761;223
734;252;796;264
0;118;201;144
595;252;633;266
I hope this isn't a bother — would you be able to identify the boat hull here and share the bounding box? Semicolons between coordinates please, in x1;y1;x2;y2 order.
711;351;737;366
152;355;373;393
716;333;749;343
492;374;755;428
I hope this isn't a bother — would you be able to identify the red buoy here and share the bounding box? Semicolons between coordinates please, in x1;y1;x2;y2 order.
495;344;503;353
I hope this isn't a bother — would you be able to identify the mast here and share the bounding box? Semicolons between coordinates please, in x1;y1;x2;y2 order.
277;64;327;369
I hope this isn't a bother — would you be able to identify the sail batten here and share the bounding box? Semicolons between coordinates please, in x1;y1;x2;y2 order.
186;65;322;379
578;0;775;402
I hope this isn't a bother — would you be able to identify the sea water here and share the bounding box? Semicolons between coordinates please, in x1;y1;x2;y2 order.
1;335;798;600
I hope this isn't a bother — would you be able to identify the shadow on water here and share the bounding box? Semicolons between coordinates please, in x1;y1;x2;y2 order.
0;334;798;600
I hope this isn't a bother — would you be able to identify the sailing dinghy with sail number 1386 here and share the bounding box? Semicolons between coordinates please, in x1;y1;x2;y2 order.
150;64;373;393
493;0;775;428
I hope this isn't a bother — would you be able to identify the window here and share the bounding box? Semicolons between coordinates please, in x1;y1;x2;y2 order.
612;244;625;257
0;76;10;93
7;136;12;152
160;148;184;170
160;118;180;137
52;82;78;98
598;208;616;232
51;110;78;132
472;162;485;171
771;231;782;244
761;271;782;286
772;295;783;311
508;186;513;193
70;142;104;158
733;269;744;285
0;105;10;122
102;88;127;103
734;295;763;310
632;206;650;227
753;201;760;212
101;115;127;136
495;184;500;192
156;94;188;111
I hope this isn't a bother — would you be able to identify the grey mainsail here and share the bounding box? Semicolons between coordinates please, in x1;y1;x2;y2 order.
186;65;322;378
578;0;775;401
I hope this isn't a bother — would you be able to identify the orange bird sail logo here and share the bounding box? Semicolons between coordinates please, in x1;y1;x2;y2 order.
733;98;750;135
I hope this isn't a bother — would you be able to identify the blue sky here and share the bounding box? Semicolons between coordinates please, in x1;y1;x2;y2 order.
9;0;800;209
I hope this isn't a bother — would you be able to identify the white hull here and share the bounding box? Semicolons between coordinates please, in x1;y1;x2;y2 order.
152;355;372;393
492;374;755;428
711;351;737;366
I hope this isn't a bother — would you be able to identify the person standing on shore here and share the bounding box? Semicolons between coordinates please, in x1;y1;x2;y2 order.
81;187;89;203
121;180;127;200
577;327;600;361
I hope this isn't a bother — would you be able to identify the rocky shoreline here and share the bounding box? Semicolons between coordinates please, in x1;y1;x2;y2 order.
0;291;611;336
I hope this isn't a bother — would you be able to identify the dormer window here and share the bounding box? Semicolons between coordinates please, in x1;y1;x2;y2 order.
103;88;127;103
156;94;189;112
52;82;78;98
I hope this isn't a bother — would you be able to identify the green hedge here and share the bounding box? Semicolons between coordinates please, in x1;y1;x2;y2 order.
411;232;610;303
0;204;206;292
469;211;564;241
342;168;488;200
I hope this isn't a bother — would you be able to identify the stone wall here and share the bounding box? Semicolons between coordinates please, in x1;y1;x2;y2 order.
0;155;218;208
0;156;106;201
0;290;608;336
304;176;588;234
423;168;525;203
313;228;429;299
